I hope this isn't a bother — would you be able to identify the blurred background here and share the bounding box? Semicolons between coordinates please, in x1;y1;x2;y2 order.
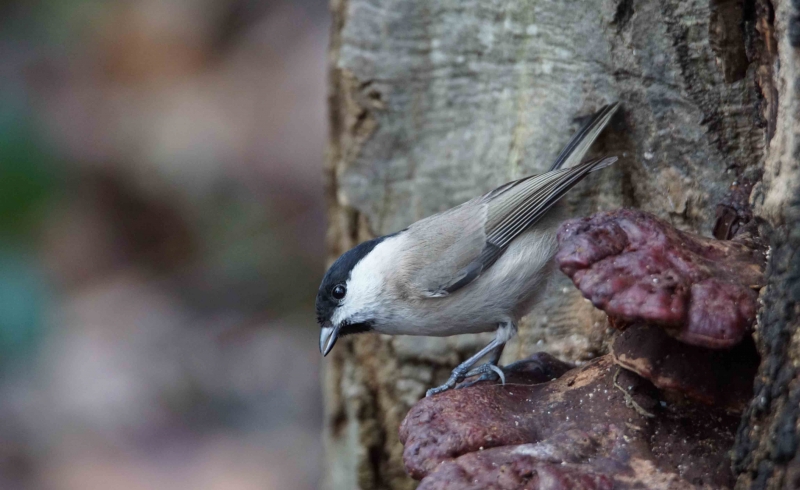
0;0;328;488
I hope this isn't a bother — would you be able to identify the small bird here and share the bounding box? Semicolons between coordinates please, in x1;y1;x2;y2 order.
317;103;619;397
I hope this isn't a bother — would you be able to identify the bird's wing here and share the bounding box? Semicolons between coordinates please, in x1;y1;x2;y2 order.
401;103;619;298
475;155;616;273
400;199;490;298
404;156;617;298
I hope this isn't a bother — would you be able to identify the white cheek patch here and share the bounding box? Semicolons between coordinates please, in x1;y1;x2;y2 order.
331;236;400;326
331;292;365;326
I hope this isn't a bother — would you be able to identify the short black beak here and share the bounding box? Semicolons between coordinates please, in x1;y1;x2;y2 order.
319;322;339;356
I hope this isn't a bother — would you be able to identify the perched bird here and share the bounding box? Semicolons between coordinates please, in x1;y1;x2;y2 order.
317;103;619;397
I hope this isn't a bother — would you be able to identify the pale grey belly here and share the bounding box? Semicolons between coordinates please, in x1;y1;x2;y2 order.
374;226;558;336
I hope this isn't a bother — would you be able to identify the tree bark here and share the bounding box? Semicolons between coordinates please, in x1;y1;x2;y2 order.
733;2;800;488
322;0;789;488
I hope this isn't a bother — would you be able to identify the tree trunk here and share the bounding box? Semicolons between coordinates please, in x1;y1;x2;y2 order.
732;1;800;488
322;0;793;488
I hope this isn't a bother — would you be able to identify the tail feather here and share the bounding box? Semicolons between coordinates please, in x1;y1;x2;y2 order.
588;156;618;173
549;102;619;171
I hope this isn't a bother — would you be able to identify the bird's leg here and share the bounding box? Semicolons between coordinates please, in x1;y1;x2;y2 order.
458;356;548;389
425;338;505;397
461;344;507;384
425;322;516;398
461;321;542;389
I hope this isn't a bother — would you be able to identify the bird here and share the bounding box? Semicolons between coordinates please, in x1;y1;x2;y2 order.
316;102;619;397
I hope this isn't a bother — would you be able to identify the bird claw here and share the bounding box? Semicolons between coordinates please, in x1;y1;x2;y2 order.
457;358;549;390
465;362;506;382
426;366;469;397
425;384;450;398
427;363;506;396
426;375;461;397
426;360;507;397
489;364;506;385
455;362;503;390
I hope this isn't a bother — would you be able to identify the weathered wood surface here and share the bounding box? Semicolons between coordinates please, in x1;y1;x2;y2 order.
323;0;782;488
733;1;800;488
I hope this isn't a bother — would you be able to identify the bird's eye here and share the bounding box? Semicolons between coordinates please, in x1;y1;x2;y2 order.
332;284;347;300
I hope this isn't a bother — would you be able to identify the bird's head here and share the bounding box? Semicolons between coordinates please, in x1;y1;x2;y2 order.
316;236;391;356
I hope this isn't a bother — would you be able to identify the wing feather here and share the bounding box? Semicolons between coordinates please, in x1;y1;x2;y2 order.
403;103;619;297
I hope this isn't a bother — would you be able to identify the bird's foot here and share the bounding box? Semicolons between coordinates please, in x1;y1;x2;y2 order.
425;381;456;398
463;363;506;386
426;362;507;397
458;358;546;390
425;334;509;397
426;365;471;397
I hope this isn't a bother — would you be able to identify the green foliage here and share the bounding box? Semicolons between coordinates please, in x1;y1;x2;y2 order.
0;112;57;240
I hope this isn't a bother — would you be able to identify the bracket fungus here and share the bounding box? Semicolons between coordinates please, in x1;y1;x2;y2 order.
555;208;764;408
611;324;760;411
401;355;738;489
556;208;765;349
400;208;766;489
